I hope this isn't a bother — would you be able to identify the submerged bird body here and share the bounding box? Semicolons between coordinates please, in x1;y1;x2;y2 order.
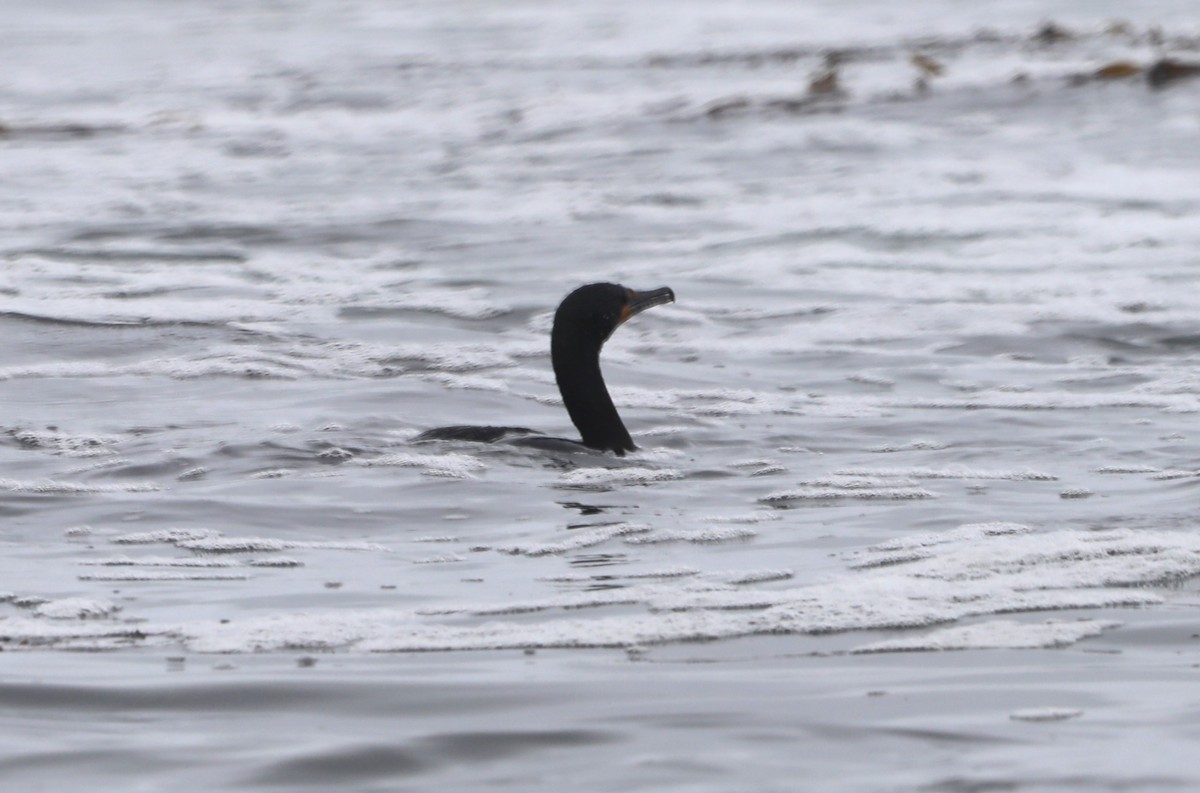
416;282;675;456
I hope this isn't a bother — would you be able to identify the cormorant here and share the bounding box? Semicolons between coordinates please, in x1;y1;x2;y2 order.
415;282;675;456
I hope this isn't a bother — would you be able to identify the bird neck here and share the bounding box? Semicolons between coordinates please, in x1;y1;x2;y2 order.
551;334;635;455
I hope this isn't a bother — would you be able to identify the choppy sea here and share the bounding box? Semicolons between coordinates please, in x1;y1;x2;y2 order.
3;1;1200;790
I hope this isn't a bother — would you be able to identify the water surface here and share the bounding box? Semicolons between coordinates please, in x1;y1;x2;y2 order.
3;1;1200;790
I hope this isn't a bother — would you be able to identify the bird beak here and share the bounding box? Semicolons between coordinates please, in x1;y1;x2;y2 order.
623;287;675;323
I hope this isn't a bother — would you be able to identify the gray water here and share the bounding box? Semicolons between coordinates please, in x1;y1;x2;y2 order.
3;1;1200;790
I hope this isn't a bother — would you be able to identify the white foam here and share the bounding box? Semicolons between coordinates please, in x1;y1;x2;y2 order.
421;372;511;392
633;425;691;437
688;396;795;417
720;569;794;585
495;523;650;557
627;446;688;463
249;468;296;479
789;476;922;489
576;386;799;418
540;567;700;583
835;466;1058;481
624;526;759;544
1152;470;1200;481
63;459;131;475
1059;487;1093;499
0;478;159;494
80;555;238;568
748;465;787;476
730;459;778;469
894;392;1200;413
33;597;120;619
176;537;389;554
78;571;252;581
112;529;221;545
870;440;948;453
554;467;683;490
856;526;1200;590
10;430;121;457
852;619;1120;653
412;554;466;564
760;487;935;503
5;7;1200;675
862;522;1033;554
698;512;782;525
161;522;1196;654
0;617;168;649
358;452;486;479
0;355;311;382
421;587;648;618
849;550;933;570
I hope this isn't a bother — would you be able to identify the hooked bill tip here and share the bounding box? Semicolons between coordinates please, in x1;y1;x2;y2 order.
627;286;675;316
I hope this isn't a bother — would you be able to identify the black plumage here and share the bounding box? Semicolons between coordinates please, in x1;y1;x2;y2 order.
416;282;675;456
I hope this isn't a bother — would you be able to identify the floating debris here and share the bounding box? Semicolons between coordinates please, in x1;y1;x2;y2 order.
1148;58;1200;89
808;67;841;96
1094;61;1141;80
910;53;945;77
1032;21;1074;46
1070;61;1143;85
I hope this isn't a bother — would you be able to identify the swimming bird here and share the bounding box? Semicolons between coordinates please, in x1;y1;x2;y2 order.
415;282;675;456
